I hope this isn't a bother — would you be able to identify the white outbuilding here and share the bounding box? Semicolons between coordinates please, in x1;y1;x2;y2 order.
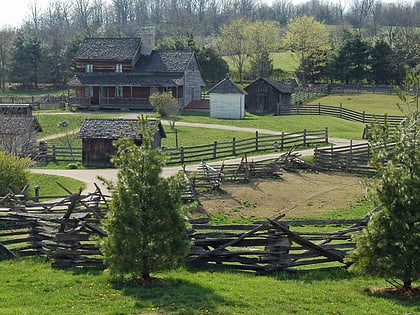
208;74;247;119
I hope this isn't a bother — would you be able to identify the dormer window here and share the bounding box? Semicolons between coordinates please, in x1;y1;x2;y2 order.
115;64;123;73
86;64;93;73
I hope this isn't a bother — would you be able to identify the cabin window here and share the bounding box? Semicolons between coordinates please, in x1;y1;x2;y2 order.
85;86;93;97
116;86;123;98
86;64;93;73
115;64;123;73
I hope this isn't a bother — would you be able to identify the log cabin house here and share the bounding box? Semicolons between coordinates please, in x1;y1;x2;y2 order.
78;118;165;167
245;78;294;115
68;27;204;111
0;104;42;156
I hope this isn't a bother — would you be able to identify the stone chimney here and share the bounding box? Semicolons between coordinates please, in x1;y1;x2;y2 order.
140;26;155;55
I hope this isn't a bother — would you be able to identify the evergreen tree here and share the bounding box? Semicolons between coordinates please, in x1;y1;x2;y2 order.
331;32;370;84
9;31;42;88
346;72;420;291
369;39;397;84
102;115;190;281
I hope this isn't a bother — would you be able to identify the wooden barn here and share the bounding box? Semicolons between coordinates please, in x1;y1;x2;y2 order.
78;118;165;167
245;78;294;115
208;74;247;119
0;104;42;156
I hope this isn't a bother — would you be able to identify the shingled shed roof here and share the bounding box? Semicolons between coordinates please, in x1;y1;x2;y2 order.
134;51;195;73
254;77;294;94
75;38;141;62
78;118;165;140
68;73;183;87
0;117;42;134
208;74;247;95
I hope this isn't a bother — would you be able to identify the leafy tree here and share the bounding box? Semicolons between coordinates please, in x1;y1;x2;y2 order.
149;92;179;129
0;152;33;196
217;18;250;84
246;20;278;79
346;72;420;291
102;115;190;281
282;15;330;84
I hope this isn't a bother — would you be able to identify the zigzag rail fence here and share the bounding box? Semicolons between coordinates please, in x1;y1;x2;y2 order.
0;155;373;272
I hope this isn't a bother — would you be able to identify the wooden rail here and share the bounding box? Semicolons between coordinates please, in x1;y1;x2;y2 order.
164;129;328;165
278;103;404;127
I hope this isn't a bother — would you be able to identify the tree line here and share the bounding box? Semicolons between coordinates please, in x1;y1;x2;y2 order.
0;0;419;89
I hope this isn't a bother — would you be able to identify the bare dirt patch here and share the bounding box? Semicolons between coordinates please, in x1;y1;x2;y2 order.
199;171;366;219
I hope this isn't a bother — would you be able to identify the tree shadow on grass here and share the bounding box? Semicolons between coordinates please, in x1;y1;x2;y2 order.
112;276;237;315
364;286;420;308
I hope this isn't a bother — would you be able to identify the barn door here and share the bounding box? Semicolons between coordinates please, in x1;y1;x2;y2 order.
257;94;266;112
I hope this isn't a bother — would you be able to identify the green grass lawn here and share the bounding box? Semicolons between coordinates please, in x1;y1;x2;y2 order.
0;258;418;315
309;94;406;116
28;173;85;196
178;112;365;140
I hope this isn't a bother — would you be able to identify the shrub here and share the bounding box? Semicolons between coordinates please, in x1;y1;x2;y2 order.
0;152;34;195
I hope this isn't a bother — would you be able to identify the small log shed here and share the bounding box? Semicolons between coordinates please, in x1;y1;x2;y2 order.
245;78;294;115
78;118;166;167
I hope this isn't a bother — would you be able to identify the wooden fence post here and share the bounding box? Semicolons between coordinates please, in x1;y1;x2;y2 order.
325;127;329;143
232;137;236;156
255;131;259;151
281;132;284;150
347;140;353;170
318;102;321;115
175;129;179;148
213;141;217;159
339;103;343;118
180;147;185;165
330;144;334;168
52;145;56;161
303;129;307;146
362;111;365;123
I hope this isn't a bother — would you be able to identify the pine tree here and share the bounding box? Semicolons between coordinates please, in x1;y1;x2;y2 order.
346;72;420;291
102;115;190;281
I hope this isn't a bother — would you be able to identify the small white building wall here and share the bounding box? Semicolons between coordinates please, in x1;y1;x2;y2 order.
210;93;245;119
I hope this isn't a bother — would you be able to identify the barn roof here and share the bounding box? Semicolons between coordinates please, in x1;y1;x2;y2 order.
75;38;142;62
208;74;247;95
78;118;165;140
245;78;294;94
0;116;42;134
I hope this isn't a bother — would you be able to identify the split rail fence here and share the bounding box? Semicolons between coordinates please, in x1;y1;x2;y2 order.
188;214;369;274
278;103;404;139
1;154;372;272
163;129;328;165
35;129;328;165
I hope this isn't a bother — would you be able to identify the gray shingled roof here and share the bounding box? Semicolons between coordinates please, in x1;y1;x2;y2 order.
78;118;165;140
68;73;183;87
208;74;247;95
75;38;141;61
258;77;294;94
0;117;42;134
134;51;194;73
